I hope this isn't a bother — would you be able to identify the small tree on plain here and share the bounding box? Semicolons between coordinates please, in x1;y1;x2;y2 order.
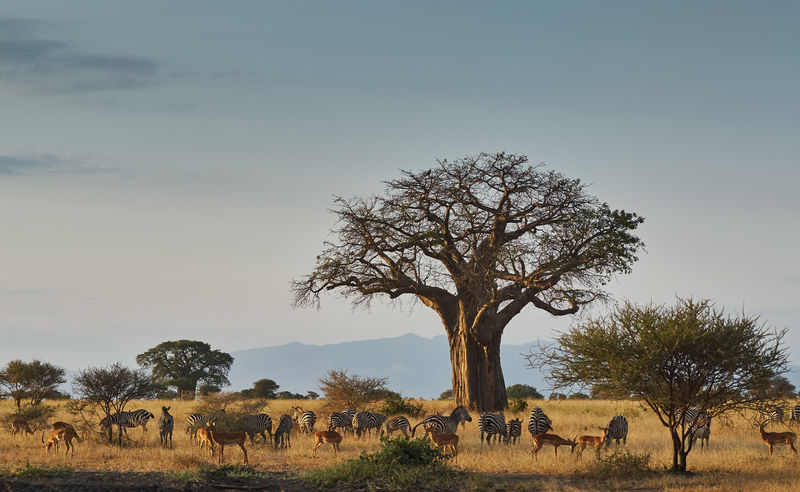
318;369;388;410
0;360;66;409
530;298;789;472
72;362;155;445
252;378;280;399
136;340;233;399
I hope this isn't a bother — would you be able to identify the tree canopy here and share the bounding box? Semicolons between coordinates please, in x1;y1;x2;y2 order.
136;340;233;399
530;298;789;472
0;359;66;409
294;152;644;410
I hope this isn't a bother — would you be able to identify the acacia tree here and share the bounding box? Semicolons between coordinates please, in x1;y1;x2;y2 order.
0;359;66;409
136;340;233;399
530;298;789;472
293;153;644;410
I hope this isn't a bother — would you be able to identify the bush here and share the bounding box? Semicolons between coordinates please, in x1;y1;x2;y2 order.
318;369;388;410
299;437;475;490
586;450;653;480
2;403;57;428
508;398;528;414
506;384;544;400
378;394;424;418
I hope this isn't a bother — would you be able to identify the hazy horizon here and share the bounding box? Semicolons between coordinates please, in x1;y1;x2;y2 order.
2;1;798;371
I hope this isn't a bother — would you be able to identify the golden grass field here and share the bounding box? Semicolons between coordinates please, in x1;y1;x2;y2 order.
2;398;799;490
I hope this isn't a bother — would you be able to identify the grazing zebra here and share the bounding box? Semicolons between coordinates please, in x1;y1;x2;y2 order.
790;406;800;424
365;412;387;436
327;412;354;434
352;411;385;438
186;410;225;439
411;406;472;436
506;418;522;445
682;408;711;448
768;407;785;424
101;409;156;435
601;415;628;447
380;416;410;438
158;406;173;449
274;414;293;449
292;407;317;434
527;407;553;437
478;413;507;446
240;413;273;445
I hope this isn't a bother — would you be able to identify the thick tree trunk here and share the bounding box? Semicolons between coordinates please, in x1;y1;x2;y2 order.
449;326;507;411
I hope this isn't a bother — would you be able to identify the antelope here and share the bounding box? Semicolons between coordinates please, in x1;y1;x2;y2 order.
205;423;248;466
575;435;604;459
759;423;797;457
426;429;459;457
12;419;37;438
532;433;578;460
311;430;343;457
196;426;215;456
42;426;82;457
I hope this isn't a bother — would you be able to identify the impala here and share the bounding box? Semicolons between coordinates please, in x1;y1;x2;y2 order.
425;429;459;457
11;419;37;438
42;426;81;457
196;426;215;456
311;430;343;457
575;435;604;459
532;433;578;459
759;423;797;457
205;423;248;466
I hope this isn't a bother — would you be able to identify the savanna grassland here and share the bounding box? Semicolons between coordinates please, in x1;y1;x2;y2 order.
1;398;799;491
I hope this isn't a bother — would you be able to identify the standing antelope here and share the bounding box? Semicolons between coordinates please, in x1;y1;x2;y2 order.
759;423;797;457
42;426;82;458
12;419;37;438
196;426;215;456
575;435;604;459
532;433;578;459
311;430;343;457
205;423;248;466
426;429;459;457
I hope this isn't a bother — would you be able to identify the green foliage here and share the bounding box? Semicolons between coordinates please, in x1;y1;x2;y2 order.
12;462;74;478
198;384;221;396
2;403;57;427
196;464;271;481
378;393;424;417
508;398;528;414
318;369;389;410
252;378;280;399
0;359;66;408
299;437;473;490
506;384;543;400
276;390;307;399
136;340;234;397
749;375;797;399
438;389;453;400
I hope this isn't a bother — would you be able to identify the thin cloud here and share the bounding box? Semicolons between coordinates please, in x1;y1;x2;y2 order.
0;18;158;93
0;153;114;176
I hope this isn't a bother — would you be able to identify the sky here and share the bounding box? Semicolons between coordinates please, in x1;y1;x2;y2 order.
1;1;798;373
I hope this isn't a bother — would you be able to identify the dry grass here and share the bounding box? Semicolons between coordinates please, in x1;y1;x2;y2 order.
2;398;799;490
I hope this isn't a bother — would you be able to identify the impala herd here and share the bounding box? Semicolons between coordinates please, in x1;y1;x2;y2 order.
7;404;800;467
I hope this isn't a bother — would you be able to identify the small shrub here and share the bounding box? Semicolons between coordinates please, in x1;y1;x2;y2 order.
13;462;74;479
508;398;528;414
379;394;424;418
2;403;57;427
587;450;653;480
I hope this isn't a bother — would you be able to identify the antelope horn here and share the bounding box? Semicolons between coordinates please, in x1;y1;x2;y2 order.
41;431;45;444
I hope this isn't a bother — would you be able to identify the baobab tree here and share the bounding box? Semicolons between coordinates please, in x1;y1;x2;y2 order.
292;153;644;410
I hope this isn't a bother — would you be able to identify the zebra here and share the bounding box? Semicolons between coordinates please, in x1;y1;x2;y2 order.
274;414;293;449
380;416;411;438
527;407;553;437
158;406;173;449
240;413;273;445
291;407;316;434
506;418;522;445
365;412;386;436
478;413;507;446
767;407;785;424
411;405;472;436
601;415;628;447
327;412;354;434
186;409;226;439
790;405;800;424
352;411;384;438
682;408;711;448
101;409;156;435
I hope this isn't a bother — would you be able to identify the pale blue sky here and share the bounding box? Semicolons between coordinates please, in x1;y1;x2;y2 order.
1;1;798;372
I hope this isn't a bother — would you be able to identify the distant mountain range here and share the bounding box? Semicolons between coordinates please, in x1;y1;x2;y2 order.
228;333;800;399
228;333;547;399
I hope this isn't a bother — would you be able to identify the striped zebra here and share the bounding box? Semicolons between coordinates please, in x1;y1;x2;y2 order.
274;414;293;449
411;405;472;436
101;409;156;435
506;418;522;445
767;407;785;424
327;412;354;434
681;408;711;448
601;415;628;447
186;409;226;440
790;406;800;424
291;407;316;434
158;406;173;449
240;413;273;445
527;407;553;437
380;416;410;438
478;413;507;446
352;411;385;438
